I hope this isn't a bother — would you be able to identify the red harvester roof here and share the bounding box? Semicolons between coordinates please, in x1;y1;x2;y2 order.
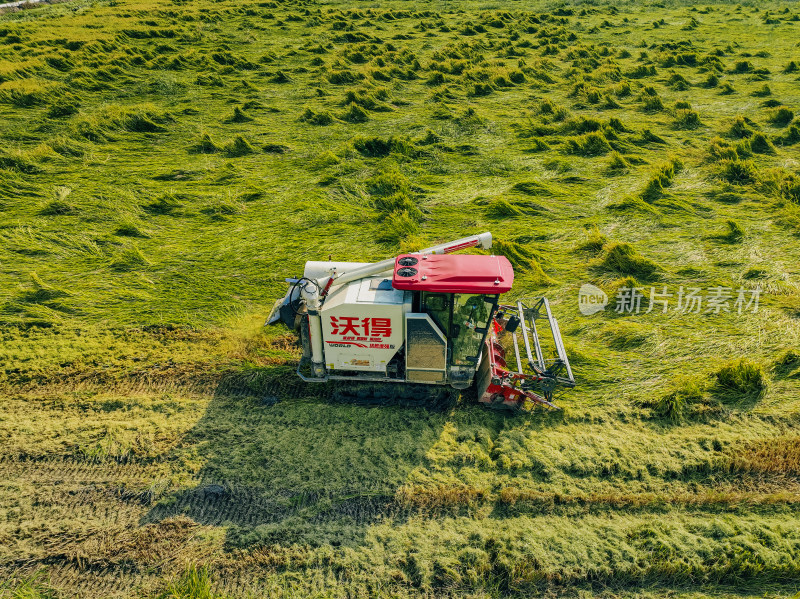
392;254;514;294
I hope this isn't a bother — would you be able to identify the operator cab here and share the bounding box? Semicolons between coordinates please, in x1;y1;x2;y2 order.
419;291;498;387
392;253;513;388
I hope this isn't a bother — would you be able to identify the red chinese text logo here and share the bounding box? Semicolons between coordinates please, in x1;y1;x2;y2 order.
330;316;391;338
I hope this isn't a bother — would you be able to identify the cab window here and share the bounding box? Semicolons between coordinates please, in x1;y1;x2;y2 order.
451;294;496;366
420;292;451;338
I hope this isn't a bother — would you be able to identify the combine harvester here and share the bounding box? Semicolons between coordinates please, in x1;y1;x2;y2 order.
269;233;575;411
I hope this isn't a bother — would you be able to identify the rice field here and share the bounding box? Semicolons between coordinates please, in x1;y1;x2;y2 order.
1;0;800;597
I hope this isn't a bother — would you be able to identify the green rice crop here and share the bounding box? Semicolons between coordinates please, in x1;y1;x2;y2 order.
0;0;799;597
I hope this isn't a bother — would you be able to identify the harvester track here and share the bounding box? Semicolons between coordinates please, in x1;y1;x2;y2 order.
330;381;459;411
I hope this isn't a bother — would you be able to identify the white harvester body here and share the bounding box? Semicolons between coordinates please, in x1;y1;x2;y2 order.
269;232;575;411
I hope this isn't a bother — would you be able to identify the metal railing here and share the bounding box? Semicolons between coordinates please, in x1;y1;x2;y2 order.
501;297;576;391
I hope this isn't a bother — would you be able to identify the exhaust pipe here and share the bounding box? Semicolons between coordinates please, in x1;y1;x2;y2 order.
327;232;493;289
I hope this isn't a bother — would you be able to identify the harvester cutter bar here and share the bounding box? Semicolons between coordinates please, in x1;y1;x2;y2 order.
511;332;523;374
504;298;576;388
516;299;539;373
